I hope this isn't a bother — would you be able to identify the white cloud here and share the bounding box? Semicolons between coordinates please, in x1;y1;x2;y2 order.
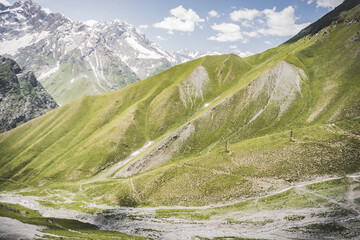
257;19;265;24
208;23;243;42
243;31;258;37
241;39;249;44
228;6;310;38
230;8;261;21
139;24;149;29
241;21;253;28
308;0;343;9
154;5;204;33
208;10;220;18
229;45;237;49
258;6;311;36
264;40;272;44
156;36;166;40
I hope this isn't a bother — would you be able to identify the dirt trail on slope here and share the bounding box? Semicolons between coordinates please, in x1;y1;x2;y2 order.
325;123;360;140
1;173;359;239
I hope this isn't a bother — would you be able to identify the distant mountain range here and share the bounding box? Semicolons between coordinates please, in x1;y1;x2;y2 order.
0;0;177;104
173;50;222;64
0;0;254;105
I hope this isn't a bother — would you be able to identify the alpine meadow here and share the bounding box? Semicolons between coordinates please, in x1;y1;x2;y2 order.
0;0;359;239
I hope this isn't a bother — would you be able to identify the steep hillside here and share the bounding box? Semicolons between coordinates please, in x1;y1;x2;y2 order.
0;0;359;209
0;56;58;133
0;0;176;105
288;0;360;42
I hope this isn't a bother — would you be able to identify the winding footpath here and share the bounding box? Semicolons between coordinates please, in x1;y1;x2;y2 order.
1;173;359;239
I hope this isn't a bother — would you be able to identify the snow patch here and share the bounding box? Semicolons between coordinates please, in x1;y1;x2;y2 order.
42;7;52;14
203;96;220;109
130;66;138;73
126;37;163;59
38;61;60;80
119;54;129;63
0;0;10;6
70;74;88;83
83;20;98;27
0;31;49;55
131;141;153;158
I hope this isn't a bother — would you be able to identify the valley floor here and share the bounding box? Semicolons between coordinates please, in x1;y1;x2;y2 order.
1;174;359;239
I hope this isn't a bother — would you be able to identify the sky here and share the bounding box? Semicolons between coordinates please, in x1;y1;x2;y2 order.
7;0;344;56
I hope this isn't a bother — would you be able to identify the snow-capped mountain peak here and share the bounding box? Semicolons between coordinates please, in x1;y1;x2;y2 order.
173;49;222;64
0;0;178;104
0;0;10;7
83;20;98;27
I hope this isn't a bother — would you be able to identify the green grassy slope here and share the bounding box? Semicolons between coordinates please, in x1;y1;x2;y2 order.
0;202;144;239
37;51;139;105
0;0;359;206
78;119;360;206
0;54;250;184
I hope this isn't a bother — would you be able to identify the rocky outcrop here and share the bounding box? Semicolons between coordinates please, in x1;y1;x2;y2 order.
0;56;58;132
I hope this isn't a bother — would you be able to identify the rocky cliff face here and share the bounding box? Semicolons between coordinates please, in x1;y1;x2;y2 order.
0;56;58;133
0;0;177;105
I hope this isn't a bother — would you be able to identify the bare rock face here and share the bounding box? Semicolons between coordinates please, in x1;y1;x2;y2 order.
0;56;58;133
0;0;177;105
178;66;211;107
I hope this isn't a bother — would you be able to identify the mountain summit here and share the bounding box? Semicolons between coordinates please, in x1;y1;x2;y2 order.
0;0;177;104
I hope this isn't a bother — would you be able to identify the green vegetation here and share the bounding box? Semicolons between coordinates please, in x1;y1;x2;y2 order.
306;178;350;199
154;177;351;221
303;222;347;232
225;218;274;225
284;215;306;221
288;0;360;42
0;202;144;239
35;49;139;105
0;0;359;209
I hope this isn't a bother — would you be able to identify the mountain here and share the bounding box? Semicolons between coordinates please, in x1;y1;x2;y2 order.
0;0;177;105
0;0;359;204
173;49;255;64
173;50;222;64
0;1;359;238
0;56;58;133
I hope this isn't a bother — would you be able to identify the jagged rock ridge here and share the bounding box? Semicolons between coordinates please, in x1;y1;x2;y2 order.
0;56;58;133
